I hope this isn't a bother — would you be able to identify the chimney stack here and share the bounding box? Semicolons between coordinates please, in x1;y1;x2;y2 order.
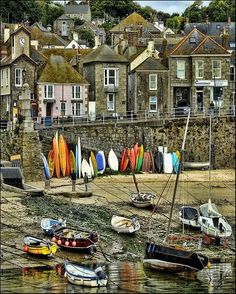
162;38;167;67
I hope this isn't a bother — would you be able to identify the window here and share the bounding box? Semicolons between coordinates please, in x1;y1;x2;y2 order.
229;42;235;48
177;60;185;79
15;68;22;86
72;102;83;116
149;74;157;90
212;60;221;78
104;69;118;86
72;86;81;99
44;85;54;99
107;93;115;111
189;37;196;44
1;70;3;87
149;96;157;112
61;102;66;116
230;66;235;81
196;60;204;79
6;69;8;86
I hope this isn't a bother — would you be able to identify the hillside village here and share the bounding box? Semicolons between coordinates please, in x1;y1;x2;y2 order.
0;0;235;129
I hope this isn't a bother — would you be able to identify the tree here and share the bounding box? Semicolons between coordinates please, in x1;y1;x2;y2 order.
182;0;206;22
39;1;64;27
1;0;41;23
205;0;235;22
166;16;184;33
78;27;95;47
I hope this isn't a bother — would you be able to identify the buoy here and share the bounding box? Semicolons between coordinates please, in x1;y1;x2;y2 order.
52;237;56;243
57;239;62;245
65;241;69;246
23;245;28;252
72;241;76;247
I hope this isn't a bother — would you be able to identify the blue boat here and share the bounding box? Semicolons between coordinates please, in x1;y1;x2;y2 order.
40;218;66;237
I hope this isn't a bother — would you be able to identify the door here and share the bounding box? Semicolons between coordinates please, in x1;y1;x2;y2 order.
46;103;52;117
196;87;204;112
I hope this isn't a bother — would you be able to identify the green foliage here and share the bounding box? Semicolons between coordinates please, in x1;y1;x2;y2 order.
205;0;235;22
40;2;64;27
1;0;41;23
78;28;95;47
182;0;206;22
74;18;85;26
166;16;184;33
100;21;115;45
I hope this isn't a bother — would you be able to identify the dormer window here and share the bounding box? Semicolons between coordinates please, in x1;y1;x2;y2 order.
189;37;196;44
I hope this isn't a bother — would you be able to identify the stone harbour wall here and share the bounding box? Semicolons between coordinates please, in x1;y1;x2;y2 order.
39;116;235;169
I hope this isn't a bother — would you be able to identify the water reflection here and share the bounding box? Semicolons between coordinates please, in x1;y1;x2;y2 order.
1;262;235;293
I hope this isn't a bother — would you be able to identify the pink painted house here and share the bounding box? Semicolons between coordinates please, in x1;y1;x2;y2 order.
37;55;89;119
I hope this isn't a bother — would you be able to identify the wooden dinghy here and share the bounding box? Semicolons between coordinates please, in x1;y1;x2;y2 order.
64;261;107;287
52;226;99;253
111;215;140;234
23;235;57;257
131;192;156;208
41;218;67;237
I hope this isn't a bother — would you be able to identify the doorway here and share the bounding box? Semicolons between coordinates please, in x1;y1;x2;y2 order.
196;87;204;112
46;103;52;117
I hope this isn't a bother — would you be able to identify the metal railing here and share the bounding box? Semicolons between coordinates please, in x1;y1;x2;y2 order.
32;106;235;130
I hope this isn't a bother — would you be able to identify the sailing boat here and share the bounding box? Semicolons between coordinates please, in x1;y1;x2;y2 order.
143;111;210;273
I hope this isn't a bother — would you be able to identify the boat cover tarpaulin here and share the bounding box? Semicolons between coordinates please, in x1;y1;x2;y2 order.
181;207;198;220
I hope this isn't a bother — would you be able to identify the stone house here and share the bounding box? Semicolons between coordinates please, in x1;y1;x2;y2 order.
0;25;38;122
53;14;74;40
169;28;232;113
64;0;91;22
37;55;89;120
82;44;128;119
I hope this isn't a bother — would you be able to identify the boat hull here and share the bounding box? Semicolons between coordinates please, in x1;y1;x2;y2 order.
66;273;107;287
111;215;140;233
144;242;209;273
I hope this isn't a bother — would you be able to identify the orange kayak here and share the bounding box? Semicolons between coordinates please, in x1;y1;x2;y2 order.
53;137;60;178
129;148;136;172
120;148;130;172
59;135;66;177
90;151;98;177
48;150;54;178
70;150;76;174
65;141;71;176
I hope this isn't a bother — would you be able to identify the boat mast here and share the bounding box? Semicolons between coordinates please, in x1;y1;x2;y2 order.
208;114;212;199
165;111;191;241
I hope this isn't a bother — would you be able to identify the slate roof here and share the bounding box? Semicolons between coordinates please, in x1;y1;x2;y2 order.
170;28;231;56
30;27;68;46
56;14;72;20
1;53;37;67
184;22;235;37
42;48;92;62
31;22;48;32
38;55;88;84
82;44;128;64
65;4;89;14
110;12;159;33
136;57;168;71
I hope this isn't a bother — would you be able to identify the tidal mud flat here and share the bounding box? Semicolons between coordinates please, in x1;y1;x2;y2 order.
1;170;235;270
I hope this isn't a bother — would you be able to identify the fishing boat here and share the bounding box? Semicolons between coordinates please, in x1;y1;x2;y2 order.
23;235;57;257
52;226;99;253
143;111;210;274
131;192;156;208
41;218;67;237
179;206;201;229
111;215;140;234
64;261;107;287
198;199;232;240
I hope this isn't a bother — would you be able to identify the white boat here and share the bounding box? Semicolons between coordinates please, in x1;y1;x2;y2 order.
198;199;232;238
81;158;92;178
111;215;140;233
64;261;107;287
131;192;156;208
107;148;119;171
40;218;67;236
179;206;201;229
183;161;209;170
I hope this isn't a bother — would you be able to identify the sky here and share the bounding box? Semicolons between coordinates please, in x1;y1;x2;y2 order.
136;1;212;15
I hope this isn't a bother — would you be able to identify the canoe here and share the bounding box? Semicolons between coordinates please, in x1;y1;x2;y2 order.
65;141;71;176
129;148;136;172
89;157;94;177
41;153;50;180
75;145;79;178
163;153;173;174
52;226;99;253
136;144;144;172
64;261;107;287
131;192;156;208
96;151;106;174
142;152;151;172
120;148;130;172
108;148;119;171
172;152;179;174
47;150;54;178
70;150;76;174
77;137;82;178
154;151;163;173
111;215;140;234
90;151;98;177
81;158;92;178
23;235;58;257
59;135;66;177
53;137;60;178
41;218;67;237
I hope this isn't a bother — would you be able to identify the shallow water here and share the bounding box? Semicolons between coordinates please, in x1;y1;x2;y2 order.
1;261;235;293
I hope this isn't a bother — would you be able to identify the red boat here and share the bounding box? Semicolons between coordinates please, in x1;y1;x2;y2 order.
52;226;99;253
